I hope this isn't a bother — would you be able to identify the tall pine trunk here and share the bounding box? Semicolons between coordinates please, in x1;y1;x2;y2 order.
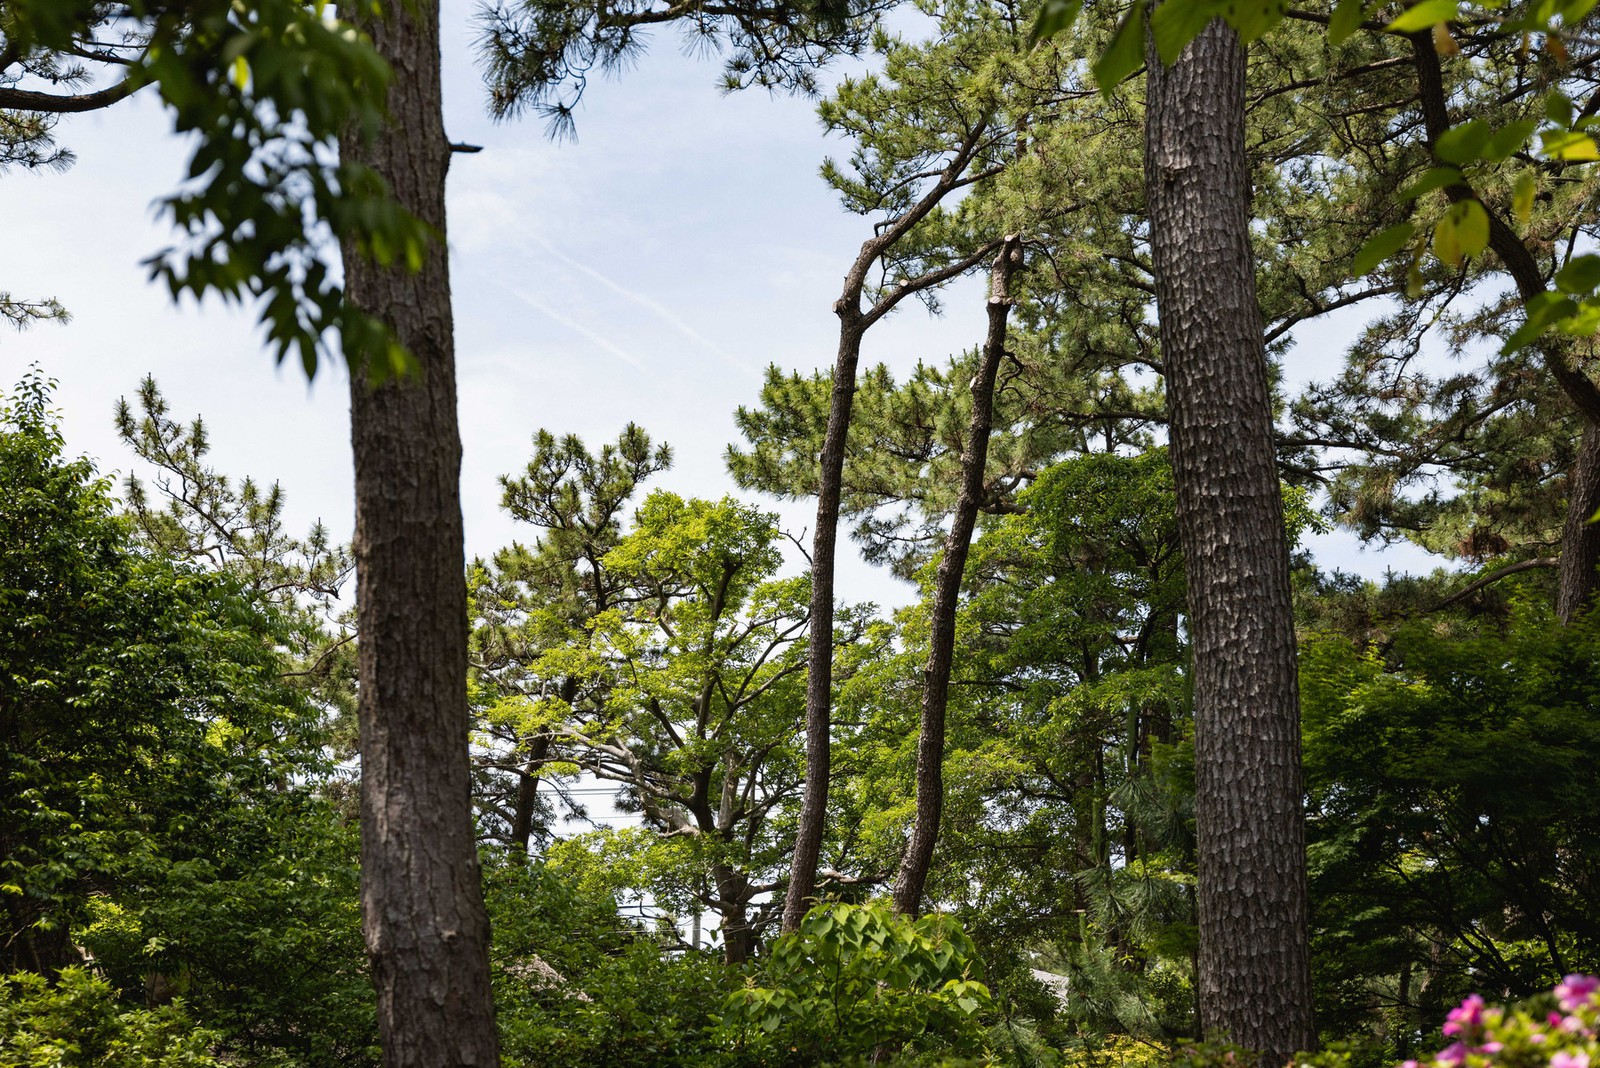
1144;18;1313;1062
341;2;500;1063
892;235;1021;915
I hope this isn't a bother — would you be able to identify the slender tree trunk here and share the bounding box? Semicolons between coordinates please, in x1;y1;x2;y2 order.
892;235;1022;915
341;3;499;1064
780;119;1000;933
783;312;866;932
1558;425;1600;620
509;732;554;855
1144;18;1313;1062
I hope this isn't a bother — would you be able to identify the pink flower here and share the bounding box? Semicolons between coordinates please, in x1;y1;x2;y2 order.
1556;975;1600;1014
1446;996;1487;1037
1435;1043;1470;1066
1530;1034;1548;1045
1550;1052;1589;1068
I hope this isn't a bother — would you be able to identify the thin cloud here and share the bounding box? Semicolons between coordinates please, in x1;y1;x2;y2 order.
502;285;649;372
530;233;755;378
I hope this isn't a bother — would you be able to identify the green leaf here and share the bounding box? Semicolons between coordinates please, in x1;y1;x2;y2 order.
1434;119;1491;165
1513;170;1537;224
1504;290;1576;351
1397;165;1463;202
1541;129;1600;161
1151;0;1217;65
1431;200;1487;266
1329;0;1368;43
1555;254;1600;295
1546;90;1575;128
1226;0;1288;42
1556;300;1600;336
1030;0;1083;44
1483;119;1538;162
1353;222;1416;276
1387;0;1457;30
1094;0;1148;96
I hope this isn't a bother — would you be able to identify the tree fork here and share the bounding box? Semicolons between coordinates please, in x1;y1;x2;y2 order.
1411;32;1600;622
782;115;1001;932
1145;16;1314;1061
892;234;1022;916
340;1;500;1063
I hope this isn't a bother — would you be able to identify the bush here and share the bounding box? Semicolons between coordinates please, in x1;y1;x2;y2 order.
0;968;223;1067
716;901;992;1066
1399;975;1599;1068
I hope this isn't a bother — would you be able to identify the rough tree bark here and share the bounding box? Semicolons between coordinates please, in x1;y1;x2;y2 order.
1410;33;1600;622
340;2;500;1064
781;120;1002;932
891;234;1022;916
1144;18;1314;1062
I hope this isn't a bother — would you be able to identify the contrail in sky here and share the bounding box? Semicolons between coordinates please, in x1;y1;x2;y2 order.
530;233;755;378
503;285;648;372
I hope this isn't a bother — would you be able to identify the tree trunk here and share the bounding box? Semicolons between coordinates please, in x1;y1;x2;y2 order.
892;235;1021;915
1558;424;1600;621
1144;18;1313;1063
509;732;554;855
783;313;866;932
341;3;500;1064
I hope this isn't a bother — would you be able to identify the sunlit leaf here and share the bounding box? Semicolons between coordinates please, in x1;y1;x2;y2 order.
1387;0;1458;31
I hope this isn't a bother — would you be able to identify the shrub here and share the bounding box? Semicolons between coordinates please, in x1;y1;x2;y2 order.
0;968;223;1067
716;901;992;1066
1398;975;1599;1068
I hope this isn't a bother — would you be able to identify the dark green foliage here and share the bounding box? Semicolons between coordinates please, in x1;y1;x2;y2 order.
0;373;375;1063
3;0;429;376
487;859;739;1067
1302;599;1600;1053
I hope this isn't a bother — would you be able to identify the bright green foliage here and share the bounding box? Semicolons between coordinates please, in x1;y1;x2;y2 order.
1301;599;1600;1052
0;968;224;1068
474;429;840;958
718;902;992;1065
2;0;429;376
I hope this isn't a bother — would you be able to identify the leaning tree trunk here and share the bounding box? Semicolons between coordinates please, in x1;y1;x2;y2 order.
781;120;1000;932
782;308;867;932
1144;18;1314;1063
341;3;500;1064
892;235;1022;916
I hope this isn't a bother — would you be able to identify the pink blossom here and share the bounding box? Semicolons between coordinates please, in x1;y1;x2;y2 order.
1556;975;1600;1014
1550;1052;1590;1068
1445;996;1487;1037
1435;1043;1470;1066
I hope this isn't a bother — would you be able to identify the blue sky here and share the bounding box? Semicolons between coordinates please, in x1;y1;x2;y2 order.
3;0;1430;606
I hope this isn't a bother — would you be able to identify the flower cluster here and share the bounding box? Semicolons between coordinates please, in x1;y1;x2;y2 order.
1402;976;1600;1068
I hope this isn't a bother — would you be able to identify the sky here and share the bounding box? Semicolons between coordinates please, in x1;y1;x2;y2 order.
3;0;1434;610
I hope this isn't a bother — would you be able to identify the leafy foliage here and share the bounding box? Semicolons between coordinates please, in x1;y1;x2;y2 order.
718;902;992;1065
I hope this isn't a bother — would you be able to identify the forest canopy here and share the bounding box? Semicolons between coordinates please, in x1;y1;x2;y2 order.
3;0;1600;1064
